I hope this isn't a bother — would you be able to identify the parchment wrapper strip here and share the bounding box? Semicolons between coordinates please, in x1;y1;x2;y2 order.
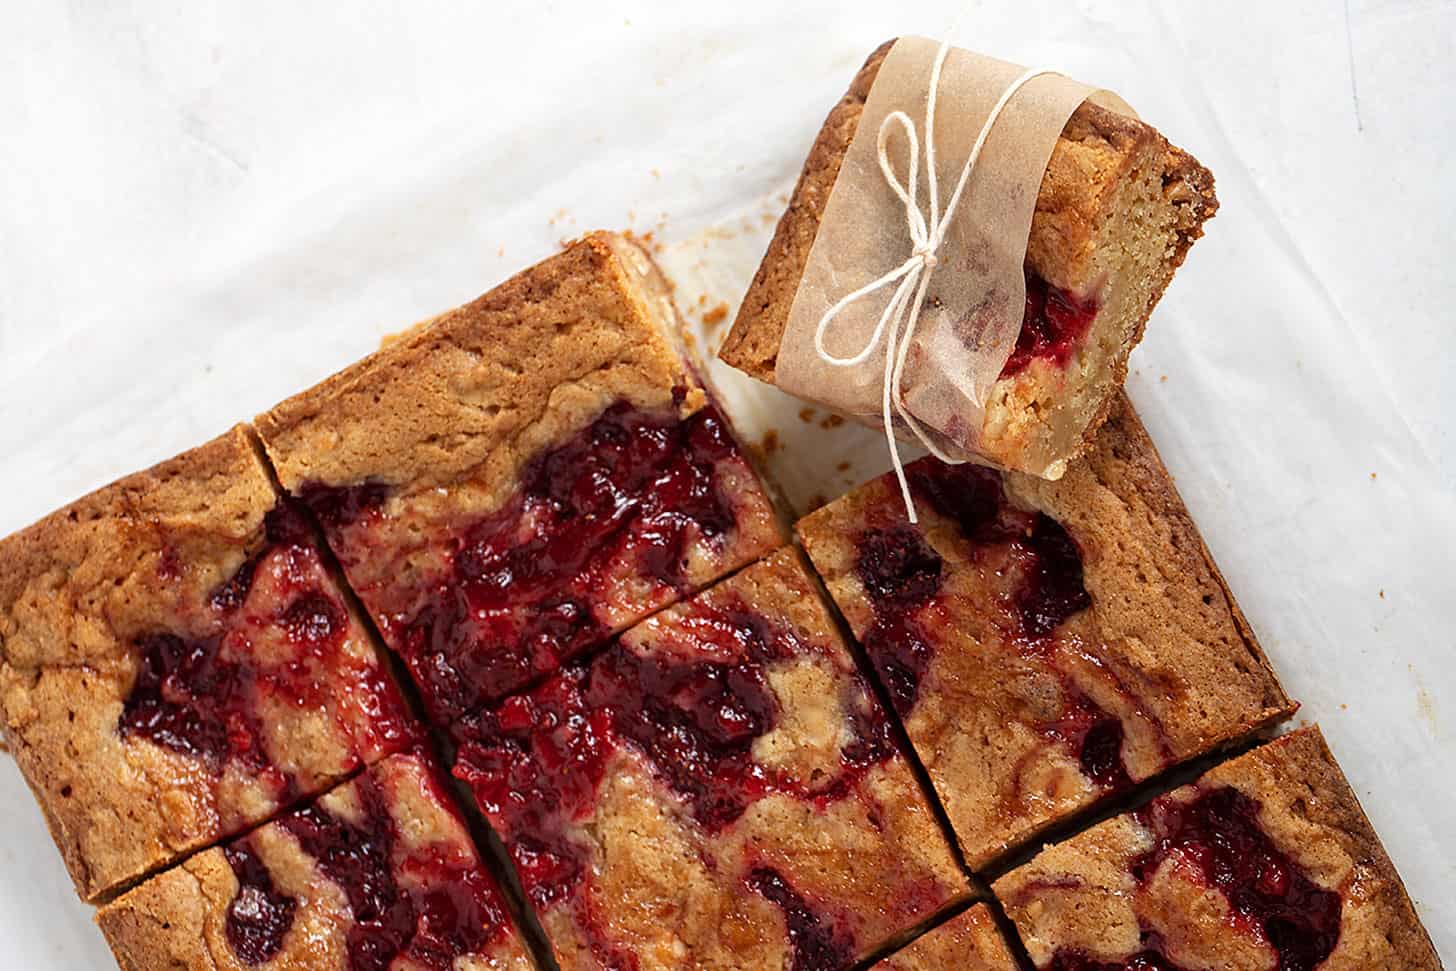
775;36;1132;465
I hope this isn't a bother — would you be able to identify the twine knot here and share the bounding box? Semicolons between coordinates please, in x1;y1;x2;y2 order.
812;43;1053;522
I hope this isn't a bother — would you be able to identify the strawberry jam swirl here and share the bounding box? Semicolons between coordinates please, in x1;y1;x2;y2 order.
1046;786;1340;971
223;762;516;970
453;595;898;966
852;459;1128;788
301;401;758;722
120;501;414;793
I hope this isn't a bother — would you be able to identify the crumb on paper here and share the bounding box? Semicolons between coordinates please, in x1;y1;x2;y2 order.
1415;680;1438;733
836;461;851;473
760;430;781;456
496;245;505;258
820;414;845;430
798;407;817;423
627;209;636;223
702;302;729;328
762;211;778;225
547;207;570;227
1339;703;1348;711
1159;374;1168;383
651;167;661;179
1379;589;1385;599
1370;472;1377;481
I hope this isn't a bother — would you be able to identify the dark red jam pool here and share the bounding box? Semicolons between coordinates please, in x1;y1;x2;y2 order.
747;867;855;971
1125;786;1342;971
452;594;897;962
1043;787;1342;971
852;459;1117;785
1001;268;1100;378
301;402;753;723
224;765;514;971
120;501;414;788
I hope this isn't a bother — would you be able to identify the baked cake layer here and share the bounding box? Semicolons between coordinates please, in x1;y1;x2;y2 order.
97;748;532;970
255;232;782;723
993;727;1443;970
453;548;968;970
0;427;418;902
874;904;1019;971
797;395;1293;870
721;40;1218;477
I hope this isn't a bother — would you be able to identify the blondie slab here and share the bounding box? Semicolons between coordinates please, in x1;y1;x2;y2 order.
874;904;1018;971
994;727;1442;970
798;395;1293;870
97;748;532;970
721;40;1218;478
453;548;967;970
256;232;782;723
0;427;418;902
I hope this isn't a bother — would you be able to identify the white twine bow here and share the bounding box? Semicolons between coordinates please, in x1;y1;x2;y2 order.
813;42;1055;523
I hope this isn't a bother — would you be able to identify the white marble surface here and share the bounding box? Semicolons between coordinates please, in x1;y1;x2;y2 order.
0;1;1451;966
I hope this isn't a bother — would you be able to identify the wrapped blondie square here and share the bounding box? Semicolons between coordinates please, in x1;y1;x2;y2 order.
721;38;1217;479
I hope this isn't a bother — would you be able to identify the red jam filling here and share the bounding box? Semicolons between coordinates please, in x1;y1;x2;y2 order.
302;402;751;722
119;501;414;782
853;460;1116;784
1000;268;1100;378
224;767;514;971
453;598;896;939
852;524;941;716
747;867;855;971
224;841;296;965
1123;786;1342;971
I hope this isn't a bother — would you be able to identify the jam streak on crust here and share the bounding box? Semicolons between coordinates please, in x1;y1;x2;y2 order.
1044;788;1343;970
853;461;1124;786
223;770;514;971
1000;268;1100;378
119;501;412;787
453;598;897;959
748;868;855;971
302;402;750;721
224;841;296;965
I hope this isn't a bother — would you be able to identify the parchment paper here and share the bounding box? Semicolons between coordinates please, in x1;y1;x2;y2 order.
777;37;1125;464
0;3;1450;966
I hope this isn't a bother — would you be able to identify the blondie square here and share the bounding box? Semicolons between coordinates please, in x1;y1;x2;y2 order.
0;427;418;901
994;727;1442;970
453;548;968;970
256;232;782;723
874;904;1018;970
721;40;1218;477
97;748;532;970
798;395;1294;869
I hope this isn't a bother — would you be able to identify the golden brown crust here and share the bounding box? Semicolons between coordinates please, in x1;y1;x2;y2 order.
255;231;783;719
875;904;1019;971
256;232;704;495
0;429;274;900
994;727;1443;970
97;753;534;971
470;548;967;969
797;395;1293;869
721;39;1218;476
97;851;234;971
0;427;413;902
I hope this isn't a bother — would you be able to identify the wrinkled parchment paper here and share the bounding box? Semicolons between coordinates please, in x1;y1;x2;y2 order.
0;4;1450;966
777;37;1126;469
